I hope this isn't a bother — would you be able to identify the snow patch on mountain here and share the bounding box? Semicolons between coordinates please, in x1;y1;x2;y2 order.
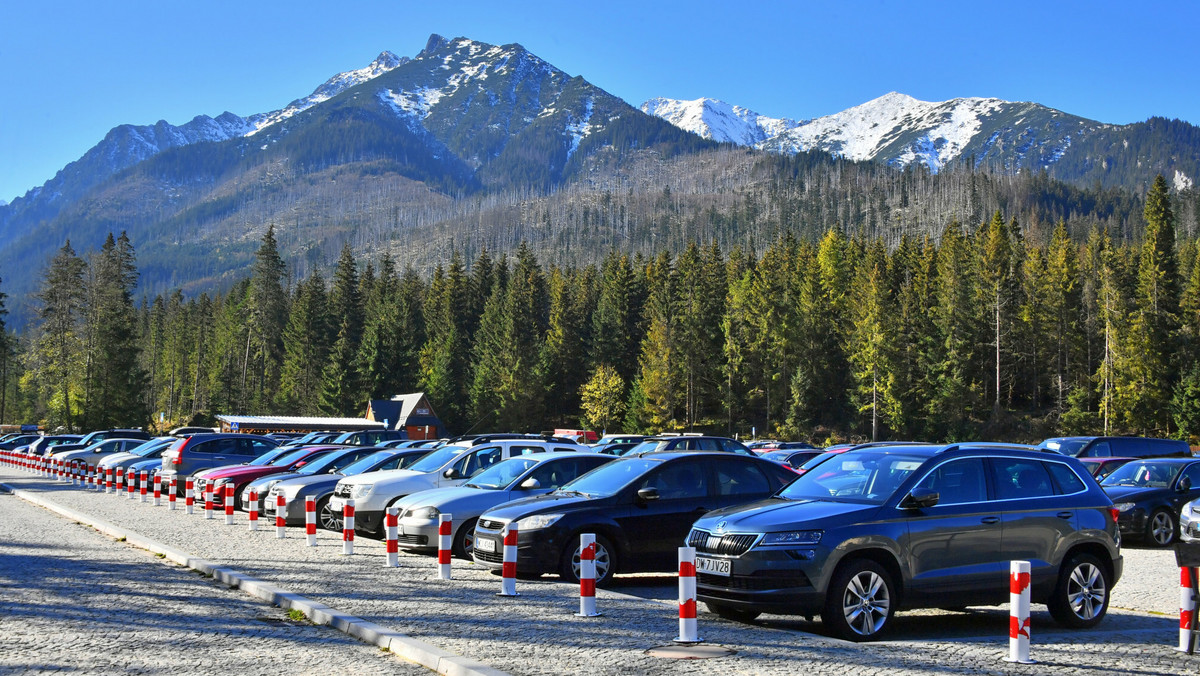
566;97;596;161
247;51;407;135
380;87;445;120
1176;169;1194;192
640;97;801;146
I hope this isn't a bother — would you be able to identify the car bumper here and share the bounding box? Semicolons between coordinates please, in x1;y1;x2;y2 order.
1116;509;1147;538
396;520;438;550
471;524;562;575
691;538;829;617
1182;510;1200;542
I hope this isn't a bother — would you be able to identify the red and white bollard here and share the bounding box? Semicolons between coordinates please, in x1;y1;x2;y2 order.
248;490;259;531
575;533;601;617
305;498;317;547
115;468;124;494
437;514;453;579
498;525;519;597
127;471;137;500
139;471;149;503
153;474;162;506
275;495;286;539
185;478;195;515
675;546;701;643
1179;567;1198;652
1006;560;1034;663
224;485;235;525
385;508;399;567
204;483;214;519
341;499;355;555
105;467;114;493
168;477;177;510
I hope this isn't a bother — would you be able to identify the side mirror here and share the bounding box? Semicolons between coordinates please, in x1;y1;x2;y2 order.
637;487;660;502
519;478;541;490
900;487;940;509
1179;476;1193;492
443;468;462;480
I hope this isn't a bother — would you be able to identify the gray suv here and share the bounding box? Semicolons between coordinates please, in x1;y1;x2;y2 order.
159;433;278;488
688;444;1122;641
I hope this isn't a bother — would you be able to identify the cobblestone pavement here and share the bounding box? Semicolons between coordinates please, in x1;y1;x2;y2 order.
0;487;430;675
3;466;1199;675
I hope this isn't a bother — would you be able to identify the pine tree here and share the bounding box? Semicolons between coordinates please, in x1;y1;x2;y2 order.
978;211;1013;417
0;276;9;423
32;241;88;429
929;222;983;439
320;244;365;417
847;258;895;441
540;267;590;426
633;252;682;430
278;273;330;414
248;225;289;411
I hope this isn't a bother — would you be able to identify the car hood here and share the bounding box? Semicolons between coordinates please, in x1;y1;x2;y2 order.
397;486;526;516
343;468;428;486
245;471;306;489
693;496;883;533
274;475;341;495
479;492;603;522
98;452;139;466
206;466;283;481
1103;486;1173;503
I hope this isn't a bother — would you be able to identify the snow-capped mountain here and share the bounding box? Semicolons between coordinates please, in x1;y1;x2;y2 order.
644;92;1106;175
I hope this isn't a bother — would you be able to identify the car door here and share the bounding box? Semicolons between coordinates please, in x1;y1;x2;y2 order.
903;457;1004;601
615;457;714;570
992;457;1080;589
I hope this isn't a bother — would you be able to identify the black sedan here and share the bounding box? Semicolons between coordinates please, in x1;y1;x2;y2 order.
1102;457;1200;546
471;451;796;585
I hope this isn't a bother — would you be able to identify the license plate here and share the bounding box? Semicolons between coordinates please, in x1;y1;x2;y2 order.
696;556;730;576
475;537;496;553
330;498;345;512
396;523;405;536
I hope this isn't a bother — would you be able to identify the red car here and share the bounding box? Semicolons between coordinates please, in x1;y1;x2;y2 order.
197;445;344;510
1080;457;1136;482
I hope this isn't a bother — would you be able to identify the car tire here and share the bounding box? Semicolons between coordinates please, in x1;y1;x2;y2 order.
453;518;478;560
706;602;761;623
1147;509;1178;547
1048;553;1110;628
559;533;617;587
821;559;895;642
317;496;342;532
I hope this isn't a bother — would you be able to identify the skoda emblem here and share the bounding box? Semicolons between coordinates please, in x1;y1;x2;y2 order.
715;521;727;533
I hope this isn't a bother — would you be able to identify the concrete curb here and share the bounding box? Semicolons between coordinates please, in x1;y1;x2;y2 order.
4;483;510;676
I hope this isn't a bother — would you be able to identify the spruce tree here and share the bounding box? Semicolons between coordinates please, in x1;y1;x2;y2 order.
320;244;365;417
278;273;330;414
34;241;88;430
248;225;288;411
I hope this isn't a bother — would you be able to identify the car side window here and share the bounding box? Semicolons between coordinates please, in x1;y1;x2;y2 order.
991;458;1055;500
1045;462;1085;494
1088;441;1112;458
639;460;708;500
527;460;571;490
720;439;749;454
914;458;987;505
1180;463;1200;488
691;438;720;452
192;440;215;454
458;446;502;477
715;461;771;497
511;445;543;455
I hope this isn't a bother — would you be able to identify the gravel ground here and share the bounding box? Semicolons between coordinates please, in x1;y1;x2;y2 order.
0;485;428;675
3;465;1198;675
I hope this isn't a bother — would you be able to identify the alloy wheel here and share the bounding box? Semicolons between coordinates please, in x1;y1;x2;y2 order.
841;570;891;637
1066;562;1107;621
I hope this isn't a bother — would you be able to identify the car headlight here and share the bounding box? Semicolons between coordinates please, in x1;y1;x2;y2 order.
760;530;824;546
261;480;280;494
1113;502;1135;513
1188;502;1200;516
353;484;373;499
514;513;563;531
414;506;440;519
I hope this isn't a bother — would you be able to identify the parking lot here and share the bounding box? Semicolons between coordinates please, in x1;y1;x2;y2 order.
2;464;1198;675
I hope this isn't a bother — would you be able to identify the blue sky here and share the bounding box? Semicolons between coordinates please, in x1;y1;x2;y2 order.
3;0;1198;203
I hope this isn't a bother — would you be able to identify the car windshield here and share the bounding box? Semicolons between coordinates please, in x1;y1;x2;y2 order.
1101;461;1183;489
295;450;360;475
273;448;326;466
778;452;928;504
248;447;291;466
465;457;540;490
341;451;398;475
558;458;659;498
627;440;672;454
408;445;469;473
132;439;171;457
796;452;840;472
1039;438;1089;456
761;450;795;462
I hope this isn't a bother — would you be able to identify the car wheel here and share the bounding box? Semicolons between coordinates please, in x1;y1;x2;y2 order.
317;496;342;532
1048;553;1110;628
559;534;617;587
821;559;895;642
453;518;478;560
1148;509;1178;546
705;602;761;623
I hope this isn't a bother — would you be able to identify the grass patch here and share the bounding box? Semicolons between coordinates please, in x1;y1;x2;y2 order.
116;536;126;542
287;609;307;622
154;552;166;559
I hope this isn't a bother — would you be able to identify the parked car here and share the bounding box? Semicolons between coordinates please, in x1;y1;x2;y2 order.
0;434;43;451
472;451;796;585
595;441;643;456
1079;457;1136;482
159;433;279;489
332;429;408;446
332;439;592;536
124;456;164;485
1040;436;1192;459
239;445;385;514
97;437;176;474
77;429;152;445
689;443;1122;641
626;435;756;456
1101;457;1200;546
50;438;147;465
393;452;616;558
759;448;824;471
22;435;83;456
266;448;433;528
197;445;341;510
590;435;646;448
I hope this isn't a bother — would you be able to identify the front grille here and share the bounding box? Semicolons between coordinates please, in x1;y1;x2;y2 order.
474;548;504;564
333;484;352;498
478;519;506;532
688;529;759;557
698;570;811;590
397;534;428;546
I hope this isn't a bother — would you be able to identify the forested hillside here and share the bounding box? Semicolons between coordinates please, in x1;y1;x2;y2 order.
3;176;1197;445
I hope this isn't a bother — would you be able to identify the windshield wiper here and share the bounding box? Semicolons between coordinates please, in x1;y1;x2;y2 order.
557;489;590;498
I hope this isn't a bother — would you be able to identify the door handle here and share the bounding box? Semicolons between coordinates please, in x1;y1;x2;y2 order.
981;516;1000;524
1057;511;1074;519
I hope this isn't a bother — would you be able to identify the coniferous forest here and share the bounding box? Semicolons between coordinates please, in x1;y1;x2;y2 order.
2;175;1198;446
